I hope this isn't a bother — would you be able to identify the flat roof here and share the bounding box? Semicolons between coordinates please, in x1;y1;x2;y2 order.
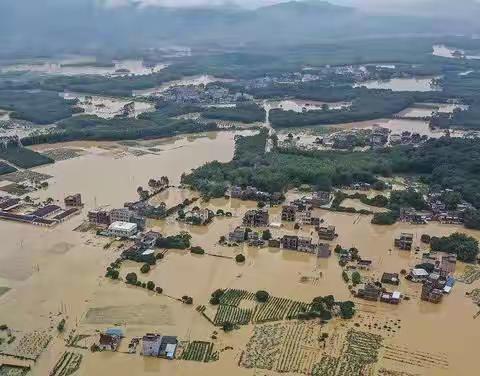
412;268;429;276
109;221;137;231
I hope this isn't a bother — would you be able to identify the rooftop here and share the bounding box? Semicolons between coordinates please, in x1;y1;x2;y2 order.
109;221;137;231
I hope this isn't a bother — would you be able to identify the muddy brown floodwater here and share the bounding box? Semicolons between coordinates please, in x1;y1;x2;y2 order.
0;130;479;376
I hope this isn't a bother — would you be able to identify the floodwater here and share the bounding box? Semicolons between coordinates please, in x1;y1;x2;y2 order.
60;92;155;119
1;131;480;376
132;75;234;97
0;58;168;77
354;77;441;92
264;99;350;113
374;119;446;138
432;44;480;60
397;103;469;119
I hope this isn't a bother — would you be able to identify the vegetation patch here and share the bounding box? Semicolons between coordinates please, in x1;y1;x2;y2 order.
180;341;218;362
50;351;83;376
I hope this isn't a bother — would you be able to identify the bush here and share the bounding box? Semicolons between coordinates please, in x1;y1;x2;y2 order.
155;287;163;294
262;229;272;241
156;253;164;260
222;322;234;332
147;281;155;290
140;264;151;274
190;246;205;255
342;271;349;283
371;211;398;225
210;296;220;305
255;290;270;303
141;282;147;288
351;271;361;286
235;254;246;263
125;272;138;285
339;301;355;319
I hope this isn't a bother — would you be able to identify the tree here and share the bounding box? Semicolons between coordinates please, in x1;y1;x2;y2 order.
351;271;361;286
105;268;119;280
339;301;355;319
255;290;270;303
57;319;65;332
235;254;246;263
190;246;205;255
216;209;225;216
125;272;137;285
155;287;163;294
210;296;220;305
342;271;349;283
147;281;155;291
441;191;462;210
262;229;272;241
222;322;234;332
334;245;343;254
219;235;226;244
430;232;479;262
464;209;480;230
349;247;359;260
140;264;151;274
257;201;266;208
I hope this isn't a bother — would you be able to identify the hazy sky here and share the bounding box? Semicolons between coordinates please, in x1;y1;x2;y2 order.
101;0;480;9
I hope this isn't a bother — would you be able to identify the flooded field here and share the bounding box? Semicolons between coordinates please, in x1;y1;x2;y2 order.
133;75;234;97
60;92;155;119
0;58;167;77
264;99;350;113
397;103;468;119
354;77;441;92
0;130;479;376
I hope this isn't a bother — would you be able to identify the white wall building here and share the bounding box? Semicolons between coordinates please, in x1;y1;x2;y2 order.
108;221;138;238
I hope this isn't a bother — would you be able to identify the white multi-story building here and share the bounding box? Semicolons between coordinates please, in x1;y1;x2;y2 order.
108;221;138;238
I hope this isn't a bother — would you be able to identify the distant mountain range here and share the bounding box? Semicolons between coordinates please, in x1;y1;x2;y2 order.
1;0;479;58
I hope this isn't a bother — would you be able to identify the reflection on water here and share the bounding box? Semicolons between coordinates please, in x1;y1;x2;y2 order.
354;77;441;92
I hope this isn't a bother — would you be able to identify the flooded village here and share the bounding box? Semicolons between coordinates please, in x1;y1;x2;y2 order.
0;121;478;376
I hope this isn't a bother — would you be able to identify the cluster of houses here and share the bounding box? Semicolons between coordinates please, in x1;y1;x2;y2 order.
357;283;402;305
408;253;457;303
121;231;162;263
161;84;252;105
394;232;414;251
399;189;474;226
230;186;284;204
179;207;214;226
88;206;147;237
0;194;81;227
227;225;332;258
98;328;178;360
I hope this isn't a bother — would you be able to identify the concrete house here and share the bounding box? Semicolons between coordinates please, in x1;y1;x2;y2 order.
281;205;296;222
317;225;336;241
142;334;162;356
243;209;269;227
